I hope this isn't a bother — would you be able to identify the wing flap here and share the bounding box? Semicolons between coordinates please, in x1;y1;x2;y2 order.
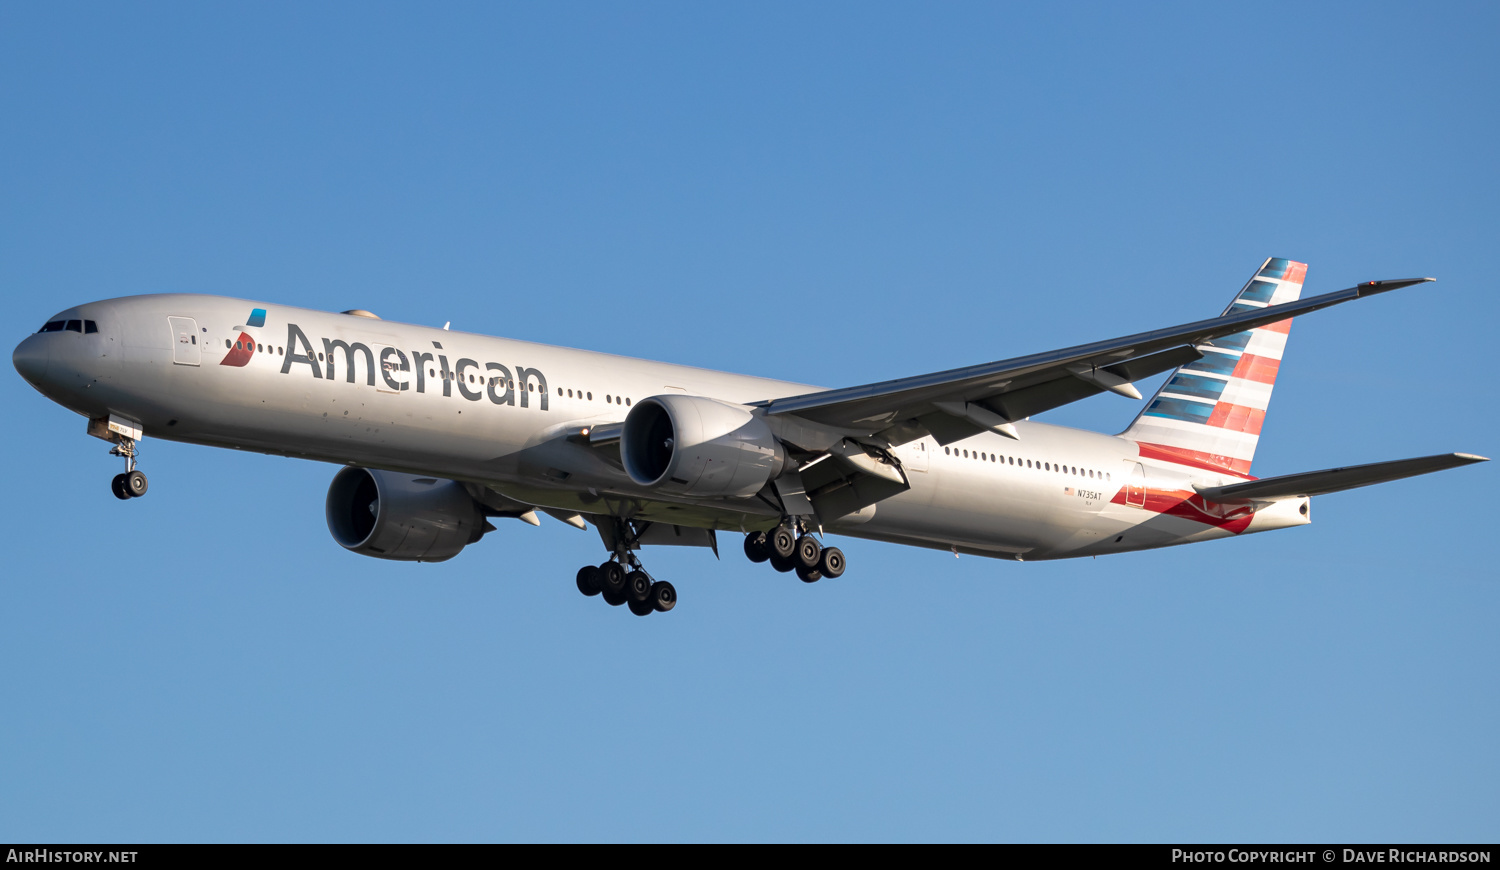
1195;452;1488;502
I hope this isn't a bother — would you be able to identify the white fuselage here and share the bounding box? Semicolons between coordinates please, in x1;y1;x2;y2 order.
13;294;1310;562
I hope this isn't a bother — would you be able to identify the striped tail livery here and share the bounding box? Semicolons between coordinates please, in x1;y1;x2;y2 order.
1121;257;1306;476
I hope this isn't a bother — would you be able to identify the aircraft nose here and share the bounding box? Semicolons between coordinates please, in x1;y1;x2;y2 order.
12;333;50;387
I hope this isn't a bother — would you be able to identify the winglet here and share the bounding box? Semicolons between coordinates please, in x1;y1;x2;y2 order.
1356;277;1434;297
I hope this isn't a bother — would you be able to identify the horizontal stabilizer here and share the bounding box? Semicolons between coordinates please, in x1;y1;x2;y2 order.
1195;452;1488;502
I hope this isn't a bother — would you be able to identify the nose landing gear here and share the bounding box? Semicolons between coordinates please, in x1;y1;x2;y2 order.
109;438;148;500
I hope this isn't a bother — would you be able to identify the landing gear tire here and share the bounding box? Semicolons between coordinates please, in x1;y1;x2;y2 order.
795;535;821;572
124;470;148;498
625;571;652;603
599;562;627;597
819;547;845;579
111;473;130;501
743;531;770;563
770;527;797;560
769;552;795;573
627;597;654;617
576;565;602;597
650;581;677;613
602;587;628;607
796;564;822;583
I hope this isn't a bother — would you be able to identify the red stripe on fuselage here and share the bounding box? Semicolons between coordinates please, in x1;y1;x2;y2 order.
1135;442;1255;477
1109;486;1256;533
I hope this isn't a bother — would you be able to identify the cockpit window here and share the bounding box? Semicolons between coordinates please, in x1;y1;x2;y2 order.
84;320;98;334
39;321;65;333
65;320;83;333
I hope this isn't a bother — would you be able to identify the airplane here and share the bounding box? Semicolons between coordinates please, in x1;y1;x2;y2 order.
11;258;1487;617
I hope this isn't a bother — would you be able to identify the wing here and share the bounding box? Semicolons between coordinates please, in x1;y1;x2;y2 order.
759;276;1432;447
1195;452;1488;503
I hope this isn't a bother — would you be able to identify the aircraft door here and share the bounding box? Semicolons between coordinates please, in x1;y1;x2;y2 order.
898;439;930;473
1126;462;1146;507
168;317;201;366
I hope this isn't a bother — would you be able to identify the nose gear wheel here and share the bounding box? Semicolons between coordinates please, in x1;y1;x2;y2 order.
108;438;148;500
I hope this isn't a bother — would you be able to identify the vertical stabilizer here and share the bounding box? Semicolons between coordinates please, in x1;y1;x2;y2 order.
1121;257;1306;475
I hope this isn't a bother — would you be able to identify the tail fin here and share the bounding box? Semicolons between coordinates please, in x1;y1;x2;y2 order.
1121;257;1307;475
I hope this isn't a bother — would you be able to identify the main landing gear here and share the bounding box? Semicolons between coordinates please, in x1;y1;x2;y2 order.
573;518;677;617
743;524;845;584
109;438;148;501
575;561;677;617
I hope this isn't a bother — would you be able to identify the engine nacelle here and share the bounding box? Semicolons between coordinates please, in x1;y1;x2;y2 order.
325;468;487;562
622;394;787;498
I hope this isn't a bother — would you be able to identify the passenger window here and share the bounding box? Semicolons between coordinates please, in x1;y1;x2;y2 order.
226;339;232;349
625;398;631;406
586;392;592;400
606;395;612;403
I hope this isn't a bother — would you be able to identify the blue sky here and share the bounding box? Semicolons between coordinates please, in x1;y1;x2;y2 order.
2;2;1496;842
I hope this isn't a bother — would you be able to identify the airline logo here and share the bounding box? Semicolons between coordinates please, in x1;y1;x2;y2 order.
217;309;552;411
219;309;268;368
216;308;554;412
220;331;257;367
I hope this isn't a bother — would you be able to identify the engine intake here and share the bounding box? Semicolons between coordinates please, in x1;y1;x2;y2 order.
325;468;487;562
622;394;786;498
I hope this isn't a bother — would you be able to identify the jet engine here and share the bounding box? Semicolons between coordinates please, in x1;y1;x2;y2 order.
325;468;488;562
621;394;787;498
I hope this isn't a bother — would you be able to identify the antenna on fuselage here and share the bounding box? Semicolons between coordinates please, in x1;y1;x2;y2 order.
443;322;450;330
